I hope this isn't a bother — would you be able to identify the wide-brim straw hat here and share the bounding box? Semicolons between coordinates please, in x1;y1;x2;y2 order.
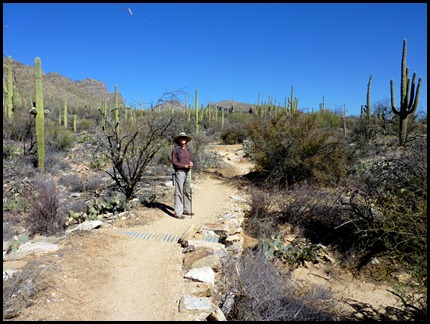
174;132;192;144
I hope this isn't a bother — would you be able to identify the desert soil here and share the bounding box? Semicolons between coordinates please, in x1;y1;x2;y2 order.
4;144;399;321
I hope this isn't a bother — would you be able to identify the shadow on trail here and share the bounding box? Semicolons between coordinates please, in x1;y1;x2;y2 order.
143;201;176;218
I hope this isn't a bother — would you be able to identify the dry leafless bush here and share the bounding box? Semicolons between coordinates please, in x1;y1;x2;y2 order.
224;250;341;321
58;174;85;192
243;186;285;241
278;184;375;262
3;258;58;320
92;106;174;200
22;175;66;237
344;136;427;276
3;215;20;241
58;173;105;193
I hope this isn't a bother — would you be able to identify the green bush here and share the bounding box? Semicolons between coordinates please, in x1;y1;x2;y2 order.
349;117;380;147
245;112;348;188
45;121;75;152
314;109;342;130
220;126;248;144
77;118;96;132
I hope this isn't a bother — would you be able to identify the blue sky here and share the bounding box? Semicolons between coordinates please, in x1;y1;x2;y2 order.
3;3;427;116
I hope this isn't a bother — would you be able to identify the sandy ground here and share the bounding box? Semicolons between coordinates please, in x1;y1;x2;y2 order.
6;144;399;321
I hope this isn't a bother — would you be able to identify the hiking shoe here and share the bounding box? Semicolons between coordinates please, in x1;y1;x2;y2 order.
175;214;185;219
183;211;194;216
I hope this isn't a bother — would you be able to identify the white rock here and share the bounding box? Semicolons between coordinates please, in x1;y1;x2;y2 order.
185;266;215;286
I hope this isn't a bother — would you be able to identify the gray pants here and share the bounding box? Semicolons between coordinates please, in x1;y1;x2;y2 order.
174;170;191;216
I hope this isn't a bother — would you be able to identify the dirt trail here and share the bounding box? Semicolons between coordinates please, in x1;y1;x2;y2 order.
14;152;247;321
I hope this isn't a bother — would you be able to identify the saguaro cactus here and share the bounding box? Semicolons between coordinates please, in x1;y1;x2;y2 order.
73;114;77;132
58;104;62;125
343;104;347;136
364;74;372;120
184;93;191;122
4;56;14;118
288;85;298;114
319;96;325;111
256;93;261;118
221;105;225;130
114;85;119;133
195;88;199;134
34;57;45;172
63;97;68;128
390;39;422;146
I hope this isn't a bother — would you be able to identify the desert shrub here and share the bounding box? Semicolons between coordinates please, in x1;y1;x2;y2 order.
3;258;56;320
8;108;35;143
59;172;105;193
245;112;348;188
223;250;340;321
3;139;23;159
77;118;96;132
3;154;37;179
45;121;75;152
58;174;85;192
380;288;427;321
341;136;426;317
22;175;66;237
357;140;427;282
349;117;380;147
86;173;106;191
220;125;248;144
58;173;104;192
3;196;28;214
314;109;342;130
41;148;69;174
3;212;21;241
91;110;174;200
273;184;363;255
187;132;213;173
243;186;284;240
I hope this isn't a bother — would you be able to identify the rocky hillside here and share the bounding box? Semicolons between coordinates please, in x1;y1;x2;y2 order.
3;57;125;110
3;58;255;113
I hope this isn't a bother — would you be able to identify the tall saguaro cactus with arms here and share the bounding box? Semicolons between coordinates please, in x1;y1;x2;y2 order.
34;57;45;172
390;39;422;146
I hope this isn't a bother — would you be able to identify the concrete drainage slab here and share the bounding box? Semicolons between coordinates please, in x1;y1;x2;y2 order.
116;230;219;243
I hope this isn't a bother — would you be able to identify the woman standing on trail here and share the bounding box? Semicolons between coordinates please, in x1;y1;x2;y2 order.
171;132;194;219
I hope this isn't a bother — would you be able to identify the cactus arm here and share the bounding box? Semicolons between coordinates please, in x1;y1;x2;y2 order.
390;80;398;114
408;72;416;109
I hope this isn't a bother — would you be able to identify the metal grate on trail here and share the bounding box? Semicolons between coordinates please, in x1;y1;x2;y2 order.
117;230;181;243
116;230;220;243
